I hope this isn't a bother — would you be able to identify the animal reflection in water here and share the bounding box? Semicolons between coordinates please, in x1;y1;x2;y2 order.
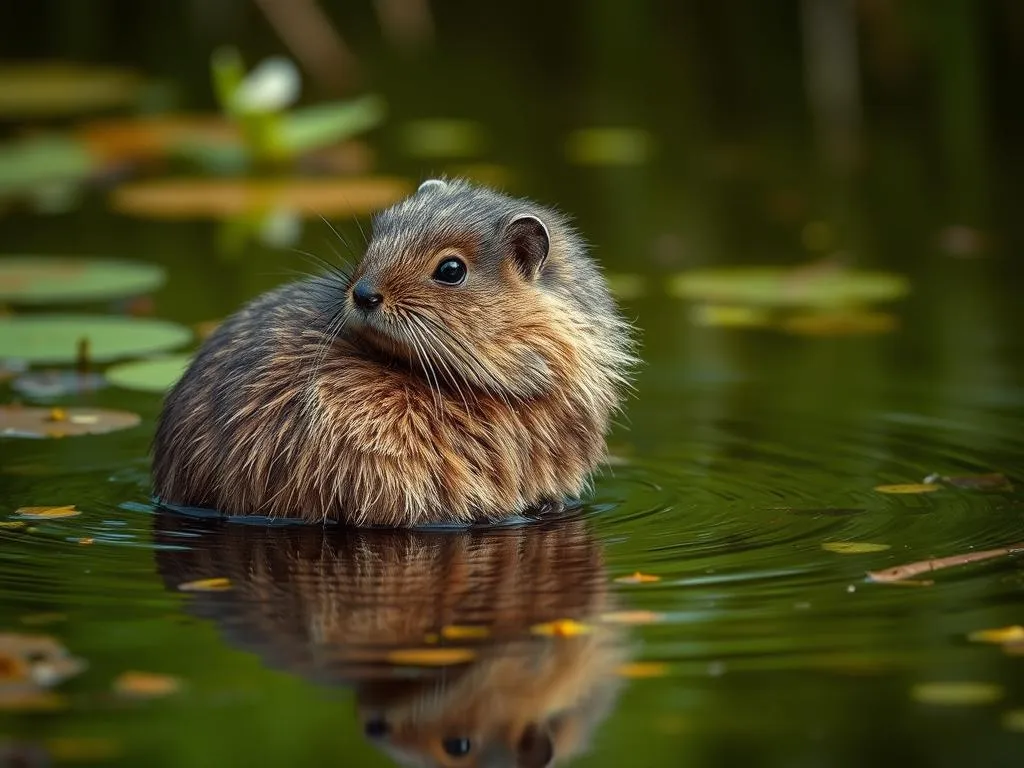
153;514;631;767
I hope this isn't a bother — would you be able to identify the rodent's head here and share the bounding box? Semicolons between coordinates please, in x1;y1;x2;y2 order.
344;178;635;405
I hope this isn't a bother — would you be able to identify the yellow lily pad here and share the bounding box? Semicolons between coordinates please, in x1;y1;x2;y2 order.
911;681;1003;706
0;62;140;117
617;662;668;679
113;670;182;698
599;610;665;625
1;405;140;438
0;257;165;305
110;176;411;219
385;648;476;666
668;266;910;308
530;619;592;637
967;626;1024;644
177;577;232;592
440;625;490;641
614;572;661;585
821;542;892;554
14;505;79;520
874;483;941;495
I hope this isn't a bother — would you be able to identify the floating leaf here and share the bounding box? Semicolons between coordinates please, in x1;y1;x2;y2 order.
111;176;410;220
14;505;79;520
46;737;122;762
668;267;909;308
530;619;592;637
822;542;891;554
11;370;107;400
923;472;1014;492
604;273;645;301
1002;709;1024;733
0;62;140;117
0;521;27;530
0;315;191;365
911;682;1003;706
0;134;99;198
967;626;1024;644
614;572;661;585
599;610;665;625
0;257;165;306
691;304;771;328
401;119;486;158
113;670;182;698
279;97;387;155
780;310;898;336
440;625;490;641
867;542;1024;584
873;483;941;495
1;405;140;438
617;662;668;679
566;127;653;166
106;354;192;394
385;648;476;666
76;114;238;163
178;577;232;592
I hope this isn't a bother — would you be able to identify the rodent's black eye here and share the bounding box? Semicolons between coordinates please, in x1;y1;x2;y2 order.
441;737;472;757
432;257;467;285
364;719;390;738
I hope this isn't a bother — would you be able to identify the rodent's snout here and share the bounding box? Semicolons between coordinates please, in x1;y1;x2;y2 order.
352;279;384;311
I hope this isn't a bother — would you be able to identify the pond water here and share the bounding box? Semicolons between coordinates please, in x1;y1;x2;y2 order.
2;6;1024;767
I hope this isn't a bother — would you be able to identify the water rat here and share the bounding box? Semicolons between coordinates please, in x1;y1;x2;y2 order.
151;178;636;526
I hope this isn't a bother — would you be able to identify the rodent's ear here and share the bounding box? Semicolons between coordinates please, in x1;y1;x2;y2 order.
416;179;446;194
517;723;554;768
505;213;550;280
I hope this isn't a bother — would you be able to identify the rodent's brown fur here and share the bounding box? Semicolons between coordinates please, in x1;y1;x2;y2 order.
152;513;629;767
151;178;636;526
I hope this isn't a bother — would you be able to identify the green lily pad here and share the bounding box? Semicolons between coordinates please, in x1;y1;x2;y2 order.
279;96;386;155
0;134;98;198
0;62;141;117
0;257;165;305
667;267;910;308
106;354;192;393
0;315;192;365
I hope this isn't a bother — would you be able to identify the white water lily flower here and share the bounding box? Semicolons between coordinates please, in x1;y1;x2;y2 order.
233;56;300;113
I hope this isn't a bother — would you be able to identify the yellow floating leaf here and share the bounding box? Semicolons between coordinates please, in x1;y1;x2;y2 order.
614;571;661;585
599;610;665;625
75;537;94;545
113;670;182;698
911;682;1003;706
530;619;592;637
0;521;27;530
440;625;490;641
385;648;476;666
0;690;68;711
47;407;68;422
617;662;668;679
1002;709;1024;733
111;177;411;220
177;577;232;592
822;542;892;554
874;483;941;495
46;737;122;762
692;304;771;328
967;626;1024;645
14;505;80;520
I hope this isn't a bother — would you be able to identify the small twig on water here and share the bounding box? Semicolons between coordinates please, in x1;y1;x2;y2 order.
866;543;1024;584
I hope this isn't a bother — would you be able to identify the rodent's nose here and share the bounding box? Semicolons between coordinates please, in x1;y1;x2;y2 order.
351;280;383;311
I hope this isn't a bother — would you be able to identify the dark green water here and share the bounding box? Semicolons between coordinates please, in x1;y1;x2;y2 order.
3;4;1024;766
